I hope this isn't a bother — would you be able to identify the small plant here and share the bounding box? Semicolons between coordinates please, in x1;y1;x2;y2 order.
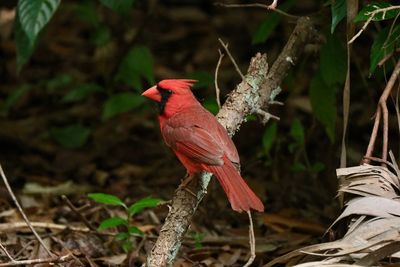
88;193;162;252
190;231;205;250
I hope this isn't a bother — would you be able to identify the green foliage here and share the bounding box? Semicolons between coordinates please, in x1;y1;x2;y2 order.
203;98;219;115
288;119;304;153
330;0;346;33
50;125;91;149
88;193;126;206
370;25;400;75
46;74;73;91
354;2;399;22
320;34;347;86
62;83;104;103
116;46;155;90
0;85;31;115
252;0;294;44
190;232;205;250
102;92;145;120
91;25;112;47
98;216;127;230
74;0;99;26
128;196;162;216
309;72;336;143
89;194;161;252
16;0;60;71
262;122;277;155
99;0;135;14
187;71;213;89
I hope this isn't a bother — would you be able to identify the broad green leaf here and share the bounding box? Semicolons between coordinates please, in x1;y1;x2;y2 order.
252;0;294;44
18;0;60;44
122;240;133;252
74;0;99;26
187;71;213;89
99;0;135;14
320;33;347;86
128;226;143;235
98;217;127;230
262;122;277;155
370;25;400;74
115;232;129;241
289;119;304;145
309;72;336;142
46;74;73;91
15;13;36;72
62;83;104;103
50;125;91;148
115;46;155;90
0;85;31;115
128;196;162;216
331;0;346;33
88;193;126;206
203;98;219;115
102;92;145;120
354;2;398;22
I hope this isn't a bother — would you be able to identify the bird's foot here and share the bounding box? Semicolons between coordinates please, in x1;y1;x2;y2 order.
267;0;278;10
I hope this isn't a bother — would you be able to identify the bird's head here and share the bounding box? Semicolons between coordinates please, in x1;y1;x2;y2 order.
142;79;198;116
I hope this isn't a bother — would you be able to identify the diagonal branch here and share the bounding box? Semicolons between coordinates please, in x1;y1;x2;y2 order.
146;17;317;267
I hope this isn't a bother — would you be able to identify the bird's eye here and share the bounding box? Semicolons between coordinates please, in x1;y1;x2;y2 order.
167;90;172;94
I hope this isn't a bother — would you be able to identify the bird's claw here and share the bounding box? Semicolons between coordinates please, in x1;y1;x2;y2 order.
256;109;280;124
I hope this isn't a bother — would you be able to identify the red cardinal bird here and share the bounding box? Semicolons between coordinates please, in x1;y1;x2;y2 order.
142;79;264;212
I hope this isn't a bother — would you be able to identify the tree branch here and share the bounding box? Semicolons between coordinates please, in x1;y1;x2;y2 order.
146;17;317;267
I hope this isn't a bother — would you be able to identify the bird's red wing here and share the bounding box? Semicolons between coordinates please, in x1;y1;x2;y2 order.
162;124;225;166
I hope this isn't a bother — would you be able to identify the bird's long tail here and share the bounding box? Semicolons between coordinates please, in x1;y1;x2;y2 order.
207;157;264;212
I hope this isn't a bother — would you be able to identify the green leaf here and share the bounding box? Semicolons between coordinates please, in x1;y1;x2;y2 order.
128;226;143;235
203;98;219;115
46;74;73;91
291;162;307;172
115;232;129;241
331;0;346;33
320;33;347;86
0;85;31;115
311;162;325;173
289;119;304;145
309;72;336;142
370;25;400;74
252;0;294;44
15;12;36;72
18;0;60;44
115;46;155;90
98;217;128;230
354;2;398;22
102;92;145;120
122;240;133;252
62;83;104;103
128;196;162;216
262;122;277;155
88;193;125;206
99;0;135;14
50;125;91;148
91;25;111;47
74;0;99;26
187;71;213;89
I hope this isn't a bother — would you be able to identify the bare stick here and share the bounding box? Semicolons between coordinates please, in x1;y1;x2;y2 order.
61;195;98;232
146;17;316;267
243;211;256;267
215;2;299;19
0;254;72;267
0;242;15;261
349;5;400;44
218;38;245;80
215;49;224;109
0;164;53;257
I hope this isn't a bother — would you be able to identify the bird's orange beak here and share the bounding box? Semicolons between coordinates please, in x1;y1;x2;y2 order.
142;85;161;102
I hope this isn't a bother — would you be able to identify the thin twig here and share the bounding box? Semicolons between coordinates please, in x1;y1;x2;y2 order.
349;5;400;44
0;242;15;261
0;254;72;267
0;164;53;257
218;38;245;80
243;211;256;267
61;195;98;232
364;60;400;163
215;2;299;19
214;49;224;109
